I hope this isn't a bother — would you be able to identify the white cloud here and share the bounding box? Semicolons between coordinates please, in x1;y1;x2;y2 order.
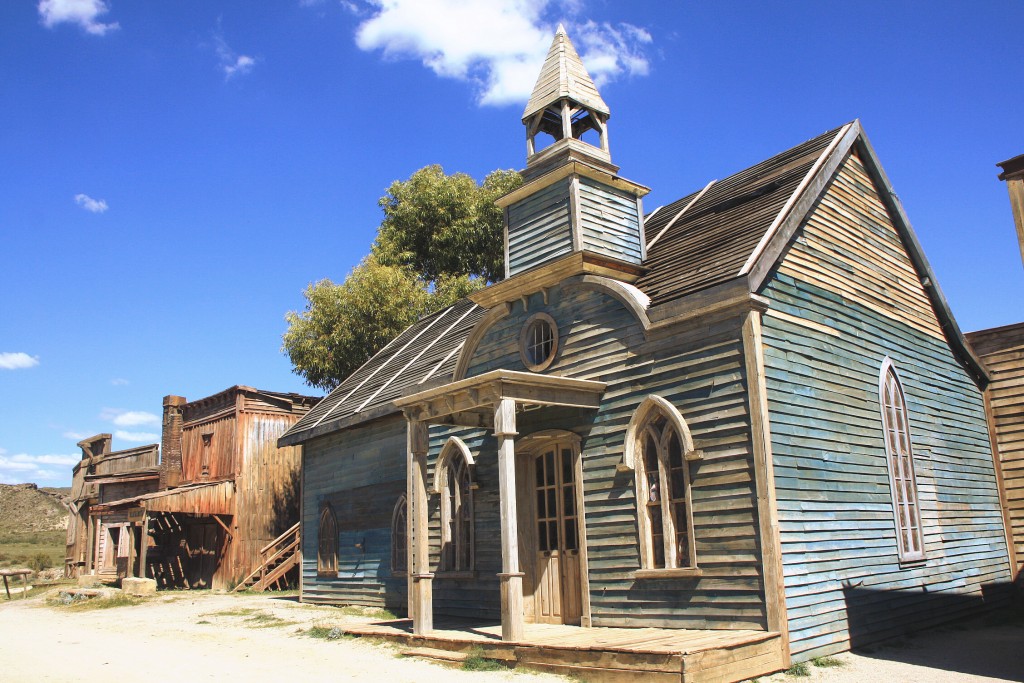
110;377;130;386
75;193;108;213
38;0;119;36
215;35;256;80
0;352;39;370
0;451;78;486
348;0;653;106
99;408;159;427
63;431;91;441
114;430;158;443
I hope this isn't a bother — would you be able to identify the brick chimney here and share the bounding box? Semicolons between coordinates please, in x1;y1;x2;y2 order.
160;395;187;489
996;154;1024;268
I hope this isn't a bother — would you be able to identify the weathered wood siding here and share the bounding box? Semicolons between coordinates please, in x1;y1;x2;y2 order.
761;152;1012;661
967;323;1024;580
225;411;304;587
463;283;768;630
301;414;409;612
181;414;237;483
578;176;643;265
507;178;573;276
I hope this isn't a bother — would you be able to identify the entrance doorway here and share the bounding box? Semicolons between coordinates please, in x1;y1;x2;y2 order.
529;441;583;625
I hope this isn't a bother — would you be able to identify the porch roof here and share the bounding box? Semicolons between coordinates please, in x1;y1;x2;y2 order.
99;479;234;516
394;369;606;428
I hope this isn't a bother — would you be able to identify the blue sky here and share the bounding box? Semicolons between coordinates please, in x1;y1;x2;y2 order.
2;1;1022;487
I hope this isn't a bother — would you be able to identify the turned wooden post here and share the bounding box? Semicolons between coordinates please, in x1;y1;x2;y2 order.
495;398;524;641
407;417;433;635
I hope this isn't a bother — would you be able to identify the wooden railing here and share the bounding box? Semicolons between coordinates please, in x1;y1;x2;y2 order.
233;522;300;592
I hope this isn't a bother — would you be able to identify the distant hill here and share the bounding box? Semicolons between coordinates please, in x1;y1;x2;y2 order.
0;483;71;536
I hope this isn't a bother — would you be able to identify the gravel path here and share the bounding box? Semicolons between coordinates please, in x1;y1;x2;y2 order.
0;589;1020;682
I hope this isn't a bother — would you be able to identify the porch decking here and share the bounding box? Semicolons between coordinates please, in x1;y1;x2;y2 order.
343;618;787;683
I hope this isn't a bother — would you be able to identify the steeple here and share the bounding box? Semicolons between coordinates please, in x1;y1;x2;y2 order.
493;26;649;282
522;25;612;173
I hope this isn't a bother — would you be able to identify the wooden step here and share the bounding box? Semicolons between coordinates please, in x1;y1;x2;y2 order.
400;647;468;663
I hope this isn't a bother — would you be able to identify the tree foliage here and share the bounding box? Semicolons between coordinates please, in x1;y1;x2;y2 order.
373;165;522;284
283;165;520;391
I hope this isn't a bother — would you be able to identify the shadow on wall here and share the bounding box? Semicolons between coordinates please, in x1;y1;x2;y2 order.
843;581;1019;680
270;469;300;539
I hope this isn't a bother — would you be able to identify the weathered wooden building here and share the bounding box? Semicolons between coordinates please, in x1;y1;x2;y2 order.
71;386;318;590
964;154;1024;586
66;434;161;580
280;27;1013;680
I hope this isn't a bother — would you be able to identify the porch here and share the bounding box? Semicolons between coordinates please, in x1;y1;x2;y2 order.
343;617;786;683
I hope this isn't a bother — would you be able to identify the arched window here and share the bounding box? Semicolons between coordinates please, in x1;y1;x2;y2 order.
434;437;475;572
626;396;698;571
879;359;925;562
317;502;337;576
391;496;408;575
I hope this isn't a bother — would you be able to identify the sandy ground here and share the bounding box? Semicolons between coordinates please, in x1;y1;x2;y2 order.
0;589;1021;683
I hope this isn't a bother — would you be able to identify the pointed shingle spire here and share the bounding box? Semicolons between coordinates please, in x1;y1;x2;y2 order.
522;24;609;123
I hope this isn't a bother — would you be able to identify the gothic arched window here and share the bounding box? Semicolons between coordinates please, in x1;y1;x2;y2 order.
317;502;338;576
879;359;925;562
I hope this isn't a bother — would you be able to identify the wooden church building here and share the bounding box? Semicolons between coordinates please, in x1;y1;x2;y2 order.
281;27;1014;680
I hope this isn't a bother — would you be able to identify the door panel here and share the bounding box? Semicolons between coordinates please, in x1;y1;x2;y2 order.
532;444;582;625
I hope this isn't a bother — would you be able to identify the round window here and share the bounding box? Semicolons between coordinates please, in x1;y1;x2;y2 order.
520;312;559;372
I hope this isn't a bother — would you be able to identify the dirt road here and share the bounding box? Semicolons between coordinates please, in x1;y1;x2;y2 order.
0;589;1020;682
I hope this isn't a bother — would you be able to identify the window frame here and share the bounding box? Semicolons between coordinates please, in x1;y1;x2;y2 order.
519;312;559;372
317;501;338;577
625;396;701;577
433;436;476;576
878;358;926;564
391;495;408;576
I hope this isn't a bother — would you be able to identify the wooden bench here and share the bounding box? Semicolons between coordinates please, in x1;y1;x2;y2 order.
1;569;32;600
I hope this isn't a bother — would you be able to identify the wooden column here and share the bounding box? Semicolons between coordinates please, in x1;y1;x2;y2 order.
495;398;524;642
742;311;791;667
407;418;433;635
1005;176;1024;268
86;514;96;574
138;512;150;580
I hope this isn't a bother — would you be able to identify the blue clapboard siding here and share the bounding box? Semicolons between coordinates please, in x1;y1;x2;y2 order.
507;178;572;275
578;176;643;265
301;415;408;612
761;154;1012;661
462;283;768;630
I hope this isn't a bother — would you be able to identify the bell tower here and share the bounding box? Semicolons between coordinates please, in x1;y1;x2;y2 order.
496;25;649;280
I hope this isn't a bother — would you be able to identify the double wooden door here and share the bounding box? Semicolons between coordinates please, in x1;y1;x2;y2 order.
530;442;582;625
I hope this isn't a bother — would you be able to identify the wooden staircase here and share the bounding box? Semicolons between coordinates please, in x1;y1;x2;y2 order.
233;522;300;592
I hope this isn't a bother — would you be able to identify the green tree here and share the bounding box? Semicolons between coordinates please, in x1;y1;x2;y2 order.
373;165;522;284
283;256;479;391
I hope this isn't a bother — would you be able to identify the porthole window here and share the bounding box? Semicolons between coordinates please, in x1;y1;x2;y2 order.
520;312;559;372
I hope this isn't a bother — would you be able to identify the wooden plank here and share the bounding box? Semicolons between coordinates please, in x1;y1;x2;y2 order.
742;311;791;667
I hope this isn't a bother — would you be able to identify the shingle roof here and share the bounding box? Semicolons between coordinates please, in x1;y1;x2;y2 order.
281;298;484;445
637;126;844;306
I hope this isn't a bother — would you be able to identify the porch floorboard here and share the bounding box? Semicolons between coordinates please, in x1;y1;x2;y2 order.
343;618;786;682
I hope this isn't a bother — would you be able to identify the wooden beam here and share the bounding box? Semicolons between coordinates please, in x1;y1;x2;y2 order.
742;311;790;666
983;388;1018;580
211;514;233;539
408;418;433;635
1006;176;1024;269
138;512;150;580
495;398;524;642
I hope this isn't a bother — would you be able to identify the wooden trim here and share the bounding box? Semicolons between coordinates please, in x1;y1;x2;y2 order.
743;123;856;286
573;444;592;628
1004;176;1024;268
645;180;716;251
453;303;511;381
741;311;790;665
764;308;840;338
634;568;704;579
569;175;583;252
982;388;1018;579
636;194;648;261
432;437;476;494
495;398;524;641
497;159;649;209
470;251;645;310
561;275;651;335
211;514;233;539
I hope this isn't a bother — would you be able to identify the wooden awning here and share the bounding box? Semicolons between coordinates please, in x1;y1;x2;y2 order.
101;480;235;516
394;369;606;429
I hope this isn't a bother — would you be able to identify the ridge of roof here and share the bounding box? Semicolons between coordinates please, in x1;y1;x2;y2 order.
522;26;609;122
